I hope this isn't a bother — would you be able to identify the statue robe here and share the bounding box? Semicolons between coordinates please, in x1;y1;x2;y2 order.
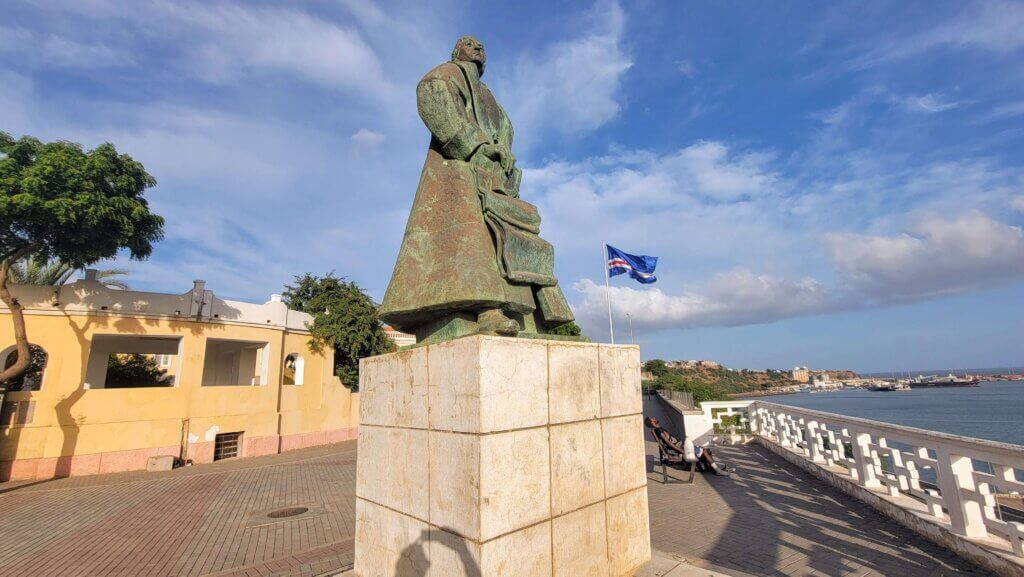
379;60;573;334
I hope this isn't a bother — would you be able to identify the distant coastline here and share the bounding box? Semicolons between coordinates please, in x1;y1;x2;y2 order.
730;389;795;399
864;367;1023;379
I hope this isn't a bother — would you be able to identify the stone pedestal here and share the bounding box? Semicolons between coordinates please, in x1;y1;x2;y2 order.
354;335;650;577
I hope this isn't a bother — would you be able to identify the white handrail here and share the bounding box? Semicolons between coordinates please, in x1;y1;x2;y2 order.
748;400;1024;557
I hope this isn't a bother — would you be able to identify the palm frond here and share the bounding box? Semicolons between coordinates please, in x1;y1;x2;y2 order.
93;268;131;290
6;256;132;290
7;255;75;285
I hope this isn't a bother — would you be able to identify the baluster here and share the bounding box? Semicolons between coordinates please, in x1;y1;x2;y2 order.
776;413;791;447
805;420;825;463
935;448;988;539
851;431;881;489
994;465;1024;555
825;428;839;466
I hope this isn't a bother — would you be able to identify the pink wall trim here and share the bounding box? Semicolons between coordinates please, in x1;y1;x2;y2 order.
1;444;180;482
279;427;357;452
245;435;279;458
187;441;214;464
1;427;360;481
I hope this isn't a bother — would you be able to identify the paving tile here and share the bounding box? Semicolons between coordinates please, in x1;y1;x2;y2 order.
0;396;1004;577
641;395;999;577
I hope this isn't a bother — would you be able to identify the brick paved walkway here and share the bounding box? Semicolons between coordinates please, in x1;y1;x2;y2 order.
643;395;997;577
0;401;1001;577
0;441;357;577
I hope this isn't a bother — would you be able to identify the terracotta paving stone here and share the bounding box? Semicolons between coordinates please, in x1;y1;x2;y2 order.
0;442;357;577
643;395;998;577
0;401;1003;577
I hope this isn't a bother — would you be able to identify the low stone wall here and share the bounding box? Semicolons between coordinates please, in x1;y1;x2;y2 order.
2;426;359;480
1;443;181;480
757;436;1024;577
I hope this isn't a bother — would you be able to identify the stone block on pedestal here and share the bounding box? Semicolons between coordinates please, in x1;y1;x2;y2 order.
354;335;650;577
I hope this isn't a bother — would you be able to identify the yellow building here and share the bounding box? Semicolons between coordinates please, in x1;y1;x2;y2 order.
0;272;359;481
791;366;810;383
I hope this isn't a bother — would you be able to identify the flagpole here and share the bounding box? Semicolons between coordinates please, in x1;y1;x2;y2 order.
604;243;615;344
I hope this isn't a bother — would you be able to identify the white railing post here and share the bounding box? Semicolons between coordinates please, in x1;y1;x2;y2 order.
776;412;791;447
805;420;825;463
935;449;988;539
751;401;1024;561
824;429;839;466
748;405;761;435
851;432;881;489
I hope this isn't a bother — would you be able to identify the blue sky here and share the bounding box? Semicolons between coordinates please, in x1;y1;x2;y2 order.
2;0;1023;372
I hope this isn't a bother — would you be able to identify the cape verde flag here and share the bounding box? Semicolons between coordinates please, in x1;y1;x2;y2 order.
606;245;658;284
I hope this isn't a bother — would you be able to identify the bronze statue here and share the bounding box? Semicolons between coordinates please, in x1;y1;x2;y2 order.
380;35;575;345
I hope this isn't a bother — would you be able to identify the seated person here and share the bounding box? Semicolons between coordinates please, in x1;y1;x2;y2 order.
644;416;730;476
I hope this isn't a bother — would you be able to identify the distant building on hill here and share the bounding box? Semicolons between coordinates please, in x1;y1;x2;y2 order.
666;359;723;370
0;273;359;482
791;366;810;383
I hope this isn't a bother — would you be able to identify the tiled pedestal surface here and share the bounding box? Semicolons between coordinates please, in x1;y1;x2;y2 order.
354;335;651;577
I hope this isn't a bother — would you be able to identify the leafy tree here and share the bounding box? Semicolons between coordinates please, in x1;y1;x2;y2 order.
657;372;728;405
0;132;163;395
8;254;131;289
548;321;583;337
643;359;669;379
105;354;171;388
282;272;394;389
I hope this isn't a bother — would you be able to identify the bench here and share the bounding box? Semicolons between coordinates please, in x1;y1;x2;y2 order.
650;428;698;484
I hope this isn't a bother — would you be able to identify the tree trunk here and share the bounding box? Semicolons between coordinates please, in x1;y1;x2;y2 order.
0;244;39;403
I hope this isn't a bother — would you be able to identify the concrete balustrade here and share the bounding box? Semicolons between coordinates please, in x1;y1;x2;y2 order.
661;394;1024;576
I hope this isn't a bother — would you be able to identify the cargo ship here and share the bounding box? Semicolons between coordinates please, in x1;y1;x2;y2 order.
909;373;980;388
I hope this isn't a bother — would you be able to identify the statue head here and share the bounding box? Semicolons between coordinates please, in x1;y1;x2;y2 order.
451;35;486;75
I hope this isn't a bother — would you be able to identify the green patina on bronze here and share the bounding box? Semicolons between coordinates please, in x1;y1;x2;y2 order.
380;35;579;346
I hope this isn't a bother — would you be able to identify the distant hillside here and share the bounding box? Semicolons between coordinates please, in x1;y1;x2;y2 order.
643;359;799;404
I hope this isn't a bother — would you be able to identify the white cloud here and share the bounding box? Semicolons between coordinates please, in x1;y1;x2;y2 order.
0;71;33;132
502;0;632;144
351;128;385;149
568;210;1024;338
9;2;400;101
854;0;1024;68
905;93;959;113
825;211;1024;302
522;131;1024;338
160;3;395;100
572;270;832;333
0;26;131;69
668;142;780;201
984;100;1024;121
678;59;696;78
1013;196;1024;213
524;140;779;211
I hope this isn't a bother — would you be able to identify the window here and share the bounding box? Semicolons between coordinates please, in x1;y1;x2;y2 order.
84;335;181;389
202;339;269;386
214;432;242;460
1;344;48;391
283;353;304;385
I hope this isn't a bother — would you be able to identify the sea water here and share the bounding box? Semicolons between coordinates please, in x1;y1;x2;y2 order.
751;381;1024;447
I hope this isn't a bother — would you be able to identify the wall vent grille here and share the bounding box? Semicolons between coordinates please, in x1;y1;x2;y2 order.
214;432;242;460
